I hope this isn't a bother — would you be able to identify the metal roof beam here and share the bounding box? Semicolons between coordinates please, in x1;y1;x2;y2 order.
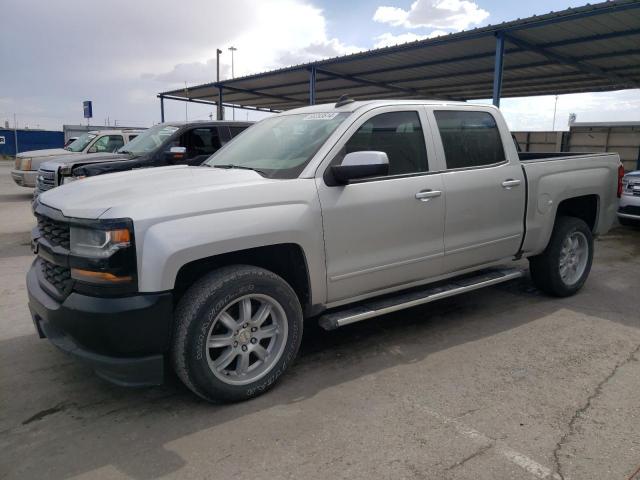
156;94;280;113
503;33;640;89
416;68;639;94
214;85;303;105
315;67;423;96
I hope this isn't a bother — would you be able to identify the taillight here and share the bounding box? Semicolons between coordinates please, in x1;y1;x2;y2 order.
617;163;625;198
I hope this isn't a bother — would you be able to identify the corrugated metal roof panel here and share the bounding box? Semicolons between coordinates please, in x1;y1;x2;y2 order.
160;0;640;111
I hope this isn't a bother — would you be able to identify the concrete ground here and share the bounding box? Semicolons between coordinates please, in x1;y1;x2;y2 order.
1;159;639;480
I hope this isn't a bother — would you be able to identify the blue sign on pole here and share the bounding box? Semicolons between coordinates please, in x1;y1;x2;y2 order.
83;101;93;119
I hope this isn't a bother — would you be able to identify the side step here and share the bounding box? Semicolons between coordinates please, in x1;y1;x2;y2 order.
318;267;525;330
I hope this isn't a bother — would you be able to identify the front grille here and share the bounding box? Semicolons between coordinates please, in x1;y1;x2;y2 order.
36;214;70;249
36;169;56;193
40;259;73;297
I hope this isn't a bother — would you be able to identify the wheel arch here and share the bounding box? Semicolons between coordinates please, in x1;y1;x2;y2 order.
173;243;313;314
555;194;600;232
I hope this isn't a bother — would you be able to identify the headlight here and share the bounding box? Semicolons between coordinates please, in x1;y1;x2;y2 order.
69;223;136;287
70;226;130;258
20;158;32;171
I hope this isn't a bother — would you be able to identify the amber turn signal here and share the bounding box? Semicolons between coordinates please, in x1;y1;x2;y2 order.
110;228;131;244
71;268;133;284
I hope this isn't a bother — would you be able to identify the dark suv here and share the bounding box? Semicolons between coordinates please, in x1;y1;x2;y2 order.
35;121;252;198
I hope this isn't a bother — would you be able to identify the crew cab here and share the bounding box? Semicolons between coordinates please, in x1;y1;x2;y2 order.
27;99;622;403
11;129;143;188
33;121;251;198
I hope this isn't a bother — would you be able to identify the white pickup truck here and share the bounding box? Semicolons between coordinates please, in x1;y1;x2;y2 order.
27;99;623;403
11;129;143;187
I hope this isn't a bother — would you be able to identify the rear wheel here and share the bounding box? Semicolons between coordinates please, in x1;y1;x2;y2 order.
172;265;303;403
529;217;593;297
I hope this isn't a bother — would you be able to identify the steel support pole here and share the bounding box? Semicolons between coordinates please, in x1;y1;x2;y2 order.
217;87;224;120
492;32;505;107
160;96;165;123
309;66;317;105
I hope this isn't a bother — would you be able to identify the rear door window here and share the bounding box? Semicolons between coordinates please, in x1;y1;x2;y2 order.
434;111;505;169
229;126;247;138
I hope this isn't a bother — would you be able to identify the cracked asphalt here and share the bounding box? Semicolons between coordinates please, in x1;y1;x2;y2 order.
1;160;639;480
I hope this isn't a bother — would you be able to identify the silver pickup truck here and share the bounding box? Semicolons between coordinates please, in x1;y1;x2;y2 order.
27;99;623;403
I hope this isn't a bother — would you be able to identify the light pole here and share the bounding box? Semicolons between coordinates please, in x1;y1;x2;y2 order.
552;95;559;131
216;48;223;120
228;46;237;120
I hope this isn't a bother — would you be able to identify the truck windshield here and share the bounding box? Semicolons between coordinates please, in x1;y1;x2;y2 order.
204;113;349;178
117;124;179;155
64;133;96;152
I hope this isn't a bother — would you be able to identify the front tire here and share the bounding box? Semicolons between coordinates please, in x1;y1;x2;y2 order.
529;217;593;297
172;265;303;403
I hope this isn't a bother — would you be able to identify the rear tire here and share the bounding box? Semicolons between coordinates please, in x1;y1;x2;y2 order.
172;265;303;403
529;217;593;297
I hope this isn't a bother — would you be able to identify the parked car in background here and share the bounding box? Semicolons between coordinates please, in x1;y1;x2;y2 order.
28;99;621;402
10;129;143;187
34;121;252;198
618;170;640;226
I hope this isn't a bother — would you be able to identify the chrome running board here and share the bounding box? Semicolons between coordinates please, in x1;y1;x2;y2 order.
318;267;525;330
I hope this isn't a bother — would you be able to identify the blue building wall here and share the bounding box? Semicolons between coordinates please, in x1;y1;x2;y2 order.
0;129;64;156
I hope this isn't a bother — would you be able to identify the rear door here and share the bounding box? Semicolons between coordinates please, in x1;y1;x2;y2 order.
429;108;525;272
316;107;446;303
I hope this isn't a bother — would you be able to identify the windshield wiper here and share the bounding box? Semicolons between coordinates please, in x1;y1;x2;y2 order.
212;164;266;175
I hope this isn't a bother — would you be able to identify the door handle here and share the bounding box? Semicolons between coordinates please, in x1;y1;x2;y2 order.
501;179;521;189
415;189;442;201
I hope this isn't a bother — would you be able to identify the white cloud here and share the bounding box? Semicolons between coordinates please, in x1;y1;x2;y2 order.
374;0;489;30
484;90;640;131
373;30;449;48
0;0;362;129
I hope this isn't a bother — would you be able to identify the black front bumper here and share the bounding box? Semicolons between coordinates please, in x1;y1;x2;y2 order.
27;260;173;387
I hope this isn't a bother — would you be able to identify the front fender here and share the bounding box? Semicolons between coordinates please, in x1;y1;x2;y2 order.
137;202;326;304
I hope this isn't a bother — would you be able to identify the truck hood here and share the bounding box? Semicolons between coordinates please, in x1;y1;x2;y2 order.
39;152;128;171
38;165;274;219
17;148;77;159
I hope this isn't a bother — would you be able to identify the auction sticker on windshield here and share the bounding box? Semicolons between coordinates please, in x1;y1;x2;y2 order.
303;113;340;120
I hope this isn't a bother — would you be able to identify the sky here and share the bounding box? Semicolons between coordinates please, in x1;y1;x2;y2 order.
0;0;638;132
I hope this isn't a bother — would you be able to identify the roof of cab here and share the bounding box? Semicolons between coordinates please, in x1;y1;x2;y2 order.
278;99;489;115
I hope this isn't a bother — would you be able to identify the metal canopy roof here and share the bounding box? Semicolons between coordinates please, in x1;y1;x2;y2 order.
159;0;640;115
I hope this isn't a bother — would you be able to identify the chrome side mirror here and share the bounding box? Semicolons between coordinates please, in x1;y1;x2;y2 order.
331;151;389;184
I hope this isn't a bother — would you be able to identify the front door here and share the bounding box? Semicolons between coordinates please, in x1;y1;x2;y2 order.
316;108;446;304
181;127;223;165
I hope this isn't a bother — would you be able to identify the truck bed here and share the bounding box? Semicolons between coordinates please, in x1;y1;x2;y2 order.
519;151;619;256
519;151;598;161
